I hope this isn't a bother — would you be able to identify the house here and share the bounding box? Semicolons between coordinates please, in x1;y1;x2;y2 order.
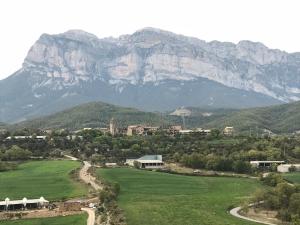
223;127;234;135
250;160;285;168
143;126;159;135
125;155;164;169
179;129;194;134
127;125;145;136
277;164;300;173
168;125;182;135
196;128;211;135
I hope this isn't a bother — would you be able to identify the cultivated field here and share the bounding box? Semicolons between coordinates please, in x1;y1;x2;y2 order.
283;172;300;184
97;168;263;225
0;214;86;225
0;160;87;201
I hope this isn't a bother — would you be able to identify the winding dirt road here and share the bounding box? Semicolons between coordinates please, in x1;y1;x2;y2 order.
81;207;96;225
65;156;101;225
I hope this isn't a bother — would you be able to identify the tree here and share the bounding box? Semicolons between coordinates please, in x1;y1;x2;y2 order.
289;193;300;215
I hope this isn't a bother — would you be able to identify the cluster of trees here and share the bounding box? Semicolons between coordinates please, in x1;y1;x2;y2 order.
0;145;32;161
98;181;126;225
179;153;252;173
1;128;300;174
253;173;300;224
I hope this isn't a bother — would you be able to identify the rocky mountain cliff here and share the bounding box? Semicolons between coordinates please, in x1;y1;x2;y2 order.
2;27;300;122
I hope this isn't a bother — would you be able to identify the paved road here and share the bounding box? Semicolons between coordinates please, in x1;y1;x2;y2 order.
81;208;96;225
230;206;277;225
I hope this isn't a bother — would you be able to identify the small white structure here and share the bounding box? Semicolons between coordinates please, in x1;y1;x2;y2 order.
250;161;285;168
223;127;234;136
0;197;49;211
277;164;300;173
125;155;164;169
6;136;46;140
105;163;117;167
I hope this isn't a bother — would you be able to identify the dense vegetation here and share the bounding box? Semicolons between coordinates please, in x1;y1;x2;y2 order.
97;168;261;225
252;173;300;224
6;100;300;134
0;214;86;225
0;160;87;201
1;128;300;174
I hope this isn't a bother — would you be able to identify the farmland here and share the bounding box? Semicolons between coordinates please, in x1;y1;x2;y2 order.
0;160;87;201
97;168;263;225
0;214;86;225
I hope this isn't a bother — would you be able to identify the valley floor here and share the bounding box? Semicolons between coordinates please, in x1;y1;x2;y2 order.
97;168;263;225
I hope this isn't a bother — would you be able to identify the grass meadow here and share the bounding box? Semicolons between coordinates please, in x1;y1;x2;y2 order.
0;214;86;225
0;160;87;201
97;168;263;225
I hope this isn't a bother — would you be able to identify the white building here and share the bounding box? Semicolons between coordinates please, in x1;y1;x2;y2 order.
277;164;300;173
125;155;164;169
250;161;285;168
0;197;49;211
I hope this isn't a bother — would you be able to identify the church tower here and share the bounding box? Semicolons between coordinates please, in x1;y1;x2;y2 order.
109;118;117;136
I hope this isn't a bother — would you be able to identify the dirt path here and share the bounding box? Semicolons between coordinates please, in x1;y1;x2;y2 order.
79;161;102;191
64;154;79;161
230;206;277;225
65;155;102;225
81;208;96;225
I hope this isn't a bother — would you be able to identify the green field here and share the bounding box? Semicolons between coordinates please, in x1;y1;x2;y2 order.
283;172;300;184
0;214;86;225
97;168;263;225
0;160;87;201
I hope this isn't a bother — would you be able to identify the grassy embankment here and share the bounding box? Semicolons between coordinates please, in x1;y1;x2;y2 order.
97;168;263;225
283;172;300;184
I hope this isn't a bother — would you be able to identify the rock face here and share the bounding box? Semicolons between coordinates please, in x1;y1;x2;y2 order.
2;27;300;122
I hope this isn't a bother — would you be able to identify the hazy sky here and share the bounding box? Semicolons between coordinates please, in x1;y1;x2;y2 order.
0;0;300;79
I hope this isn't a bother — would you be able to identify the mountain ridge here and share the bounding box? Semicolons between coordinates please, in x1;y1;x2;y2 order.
2;27;300;122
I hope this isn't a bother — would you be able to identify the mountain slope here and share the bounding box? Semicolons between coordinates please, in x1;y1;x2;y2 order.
10;100;300;134
12;102;170;130
201;101;300;134
5;27;300;122
11;102;235;131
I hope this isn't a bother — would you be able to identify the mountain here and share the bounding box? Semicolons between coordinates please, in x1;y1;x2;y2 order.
4;27;300;122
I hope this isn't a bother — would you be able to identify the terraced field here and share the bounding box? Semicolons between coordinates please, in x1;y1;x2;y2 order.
97;168;263;225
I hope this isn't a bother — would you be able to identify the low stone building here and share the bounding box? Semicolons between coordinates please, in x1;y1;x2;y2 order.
277;164;300;173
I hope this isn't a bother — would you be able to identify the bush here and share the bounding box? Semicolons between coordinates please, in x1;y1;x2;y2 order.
261;173;284;187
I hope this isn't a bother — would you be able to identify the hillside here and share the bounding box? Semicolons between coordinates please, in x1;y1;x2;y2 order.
12;102;174;130
201;101;300;134
11;102;235;130
10;100;300;134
